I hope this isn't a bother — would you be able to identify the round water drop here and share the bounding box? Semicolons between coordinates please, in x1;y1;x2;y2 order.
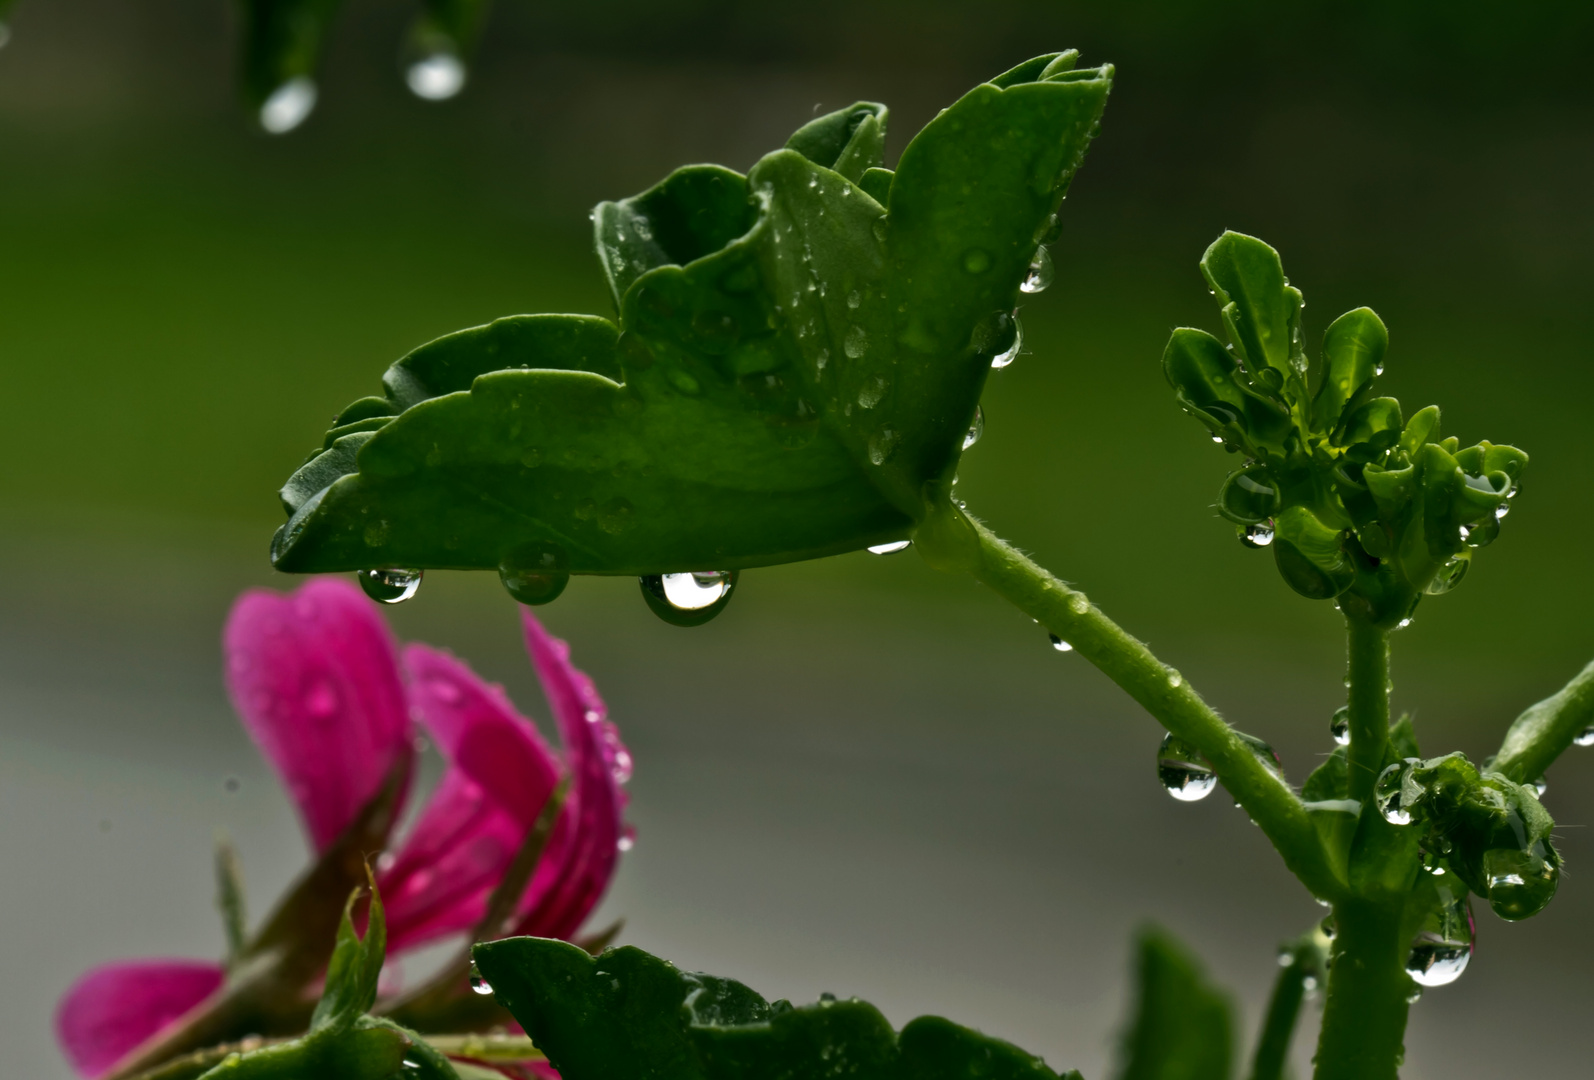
867;540;912;555
1330;706;1350;746
1575;725;1594;748
1048;633;1073;652
1157;733;1216;802
961;248;992;274
1529;776;1547;797
1019;245;1055;294
1240;521;1275;548
1405;895;1473;988
1375;763;1413;825
259;77;317;134
963;405;985;450
1406;986;1423;1005
1426;555;1469;595
1460;516;1500;548
406;52;467;100
844;325;869;359
1166;668;1183;688
469;962;494;996
358;568;422;604
1068;593;1089;614
617;824;637;852
990;315;1023;369
499;543;570;606
639;571;738;627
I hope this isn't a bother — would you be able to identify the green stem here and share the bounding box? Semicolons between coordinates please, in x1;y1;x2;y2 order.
1345;618;1389;803
1246;940;1313;1080
967;519;1341;901
1492;657;1594;783
1313;900;1410;1080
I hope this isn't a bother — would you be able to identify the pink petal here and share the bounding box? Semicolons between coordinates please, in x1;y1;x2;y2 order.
382;645;564;950
224;578;412;852
55;961;225;1078
511;612;630;939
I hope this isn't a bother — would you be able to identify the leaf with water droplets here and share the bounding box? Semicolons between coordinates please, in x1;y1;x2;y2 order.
472;937;1077;1080
269;57;1114;586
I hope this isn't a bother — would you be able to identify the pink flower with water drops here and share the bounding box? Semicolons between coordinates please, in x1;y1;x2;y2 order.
55;578;630;1078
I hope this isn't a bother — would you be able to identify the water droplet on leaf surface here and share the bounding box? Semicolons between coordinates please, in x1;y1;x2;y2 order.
359;568;422;604
259;77;317;134
844;325;869;359
1157;733;1216;802
961;248;992;274
640;571;737;626
1330;706;1350;746
1375;763;1414;825
867;540;911;555
962;406;985;450
406;52;466;100
499;544;570;606
1020;246;1054;293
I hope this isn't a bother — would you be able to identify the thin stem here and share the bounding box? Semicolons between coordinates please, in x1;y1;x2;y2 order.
1247;938;1316;1080
1492;657;1594;784
1345;618;1389;802
968;519;1342;901
1312;899;1410;1080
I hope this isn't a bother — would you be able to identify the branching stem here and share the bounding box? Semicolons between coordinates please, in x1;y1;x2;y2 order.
966;519;1342;901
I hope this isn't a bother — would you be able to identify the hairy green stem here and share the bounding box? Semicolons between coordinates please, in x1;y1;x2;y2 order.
1247;940;1313;1080
1344;618;1389;803
967;520;1341;901
1492;657;1594;783
1313;900;1410;1080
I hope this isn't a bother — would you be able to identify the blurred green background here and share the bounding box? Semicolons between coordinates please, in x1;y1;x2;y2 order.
2;1;1593;1076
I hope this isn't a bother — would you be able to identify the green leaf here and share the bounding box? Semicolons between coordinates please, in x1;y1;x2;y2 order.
1199;232;1302;380
1311;307;1387;433
1113;927;1233;1080
471;936;1075;1080
269;55;1113;579
310;871;386;1035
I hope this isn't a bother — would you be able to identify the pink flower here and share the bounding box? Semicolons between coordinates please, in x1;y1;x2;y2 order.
55;578;630;1078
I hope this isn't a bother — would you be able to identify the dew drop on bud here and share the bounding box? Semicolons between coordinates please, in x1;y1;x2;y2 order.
962;405;985;450
1019;246;1054;294
1048;633;1073;652
1375;763;1413;825
358;568;422;604
1157;732;1216;802
469;962;494;996
406;52;467;101
1240;521;1275;548
1405;893;1474;988
639;571;737;626
1330;706;1350;746
867;540;912;555
259;77;317;134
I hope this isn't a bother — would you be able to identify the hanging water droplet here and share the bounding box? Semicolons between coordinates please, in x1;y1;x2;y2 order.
259;77;318;135
1319;915;1337;940
1405;893;1474;987
639;571;738;626
358;568;422;604
406;52;467;100
1426;555;1469;595
1406;986;1423;1005
867;540;912;555
1494;501;1510;520
499;543;570;606
962;405;985;450
1240;521;1275;548
617;824;637;852
1575;726;1594;748
1330;706;1350;746
1019;245;1054;294
469;962;494;995
1048;633;1073;652
1529;776;1547;797
1459;516;1500;548
1375;763;1413;825
1157;733;1216;802
990;315;1023;369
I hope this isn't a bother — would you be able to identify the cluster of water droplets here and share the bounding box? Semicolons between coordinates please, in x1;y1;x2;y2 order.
639;571;738;626
358;568;423;604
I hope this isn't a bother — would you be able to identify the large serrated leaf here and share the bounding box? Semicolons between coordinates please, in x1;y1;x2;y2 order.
270;55;1112;576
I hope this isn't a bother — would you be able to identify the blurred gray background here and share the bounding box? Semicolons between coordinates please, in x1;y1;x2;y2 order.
3;1;1593;1076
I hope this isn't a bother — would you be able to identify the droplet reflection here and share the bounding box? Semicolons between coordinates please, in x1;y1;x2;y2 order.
406;52;466;100
259;77;317;134
1157;732;1217;802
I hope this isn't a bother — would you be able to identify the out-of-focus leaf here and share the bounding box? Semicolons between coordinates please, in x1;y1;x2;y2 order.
270;55;1113;579
471;936;1077;1080
1113;927;1233;1080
